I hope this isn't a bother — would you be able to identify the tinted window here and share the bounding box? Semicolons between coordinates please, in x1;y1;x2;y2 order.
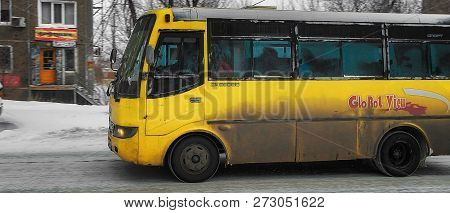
253;41;291;77
150;34;202;98
210;20;290;37
156;37;199;75
300;24;382;39
389;43;429;78
342;42;383;77
210;39;292;79
117;15;155;97
210;40;252;79
298;41;341;78
389;26;450;41
298;41;383;78
430;43;450;77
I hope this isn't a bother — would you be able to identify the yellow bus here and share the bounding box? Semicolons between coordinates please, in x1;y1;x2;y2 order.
108;8;450;182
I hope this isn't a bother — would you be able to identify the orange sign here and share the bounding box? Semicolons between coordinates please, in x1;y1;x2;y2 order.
35;28;77;42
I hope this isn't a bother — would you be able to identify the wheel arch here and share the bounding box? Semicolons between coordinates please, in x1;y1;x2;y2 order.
377;123;431;160
163;131;228;167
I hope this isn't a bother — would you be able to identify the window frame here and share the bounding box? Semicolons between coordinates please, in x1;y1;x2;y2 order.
428;41;450;79
0;0;12;25
296;22;386;80
387;24;450;80
296;38;385;80
296;39;343;80
387;40;432;80
209;37;294;81
38;0;77;28
0;45;13;73
148;31;205;99
208;20;295;81
207;20;450;81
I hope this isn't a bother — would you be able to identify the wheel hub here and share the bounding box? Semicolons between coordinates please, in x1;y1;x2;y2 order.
180;144;209;174
388;141;410;167
192;155;200;163
393;149;402;159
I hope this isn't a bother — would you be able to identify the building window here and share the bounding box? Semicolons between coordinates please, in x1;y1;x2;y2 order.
0;0;11;23
0;45;13;73
39;1;77;27
63;49;75;71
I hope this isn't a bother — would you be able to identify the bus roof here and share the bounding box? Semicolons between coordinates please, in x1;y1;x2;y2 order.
172;8;450;25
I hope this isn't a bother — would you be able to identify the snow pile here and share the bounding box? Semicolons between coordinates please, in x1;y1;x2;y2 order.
0;101;109;154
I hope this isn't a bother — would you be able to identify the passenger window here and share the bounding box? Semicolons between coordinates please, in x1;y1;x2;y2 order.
210;40;252;79
342;42;383;77
430;43;450;77
150;34;202;98
210;39;292;79
253;41;291;78
298;41;341;78
389;43;429;78
155;37;199;76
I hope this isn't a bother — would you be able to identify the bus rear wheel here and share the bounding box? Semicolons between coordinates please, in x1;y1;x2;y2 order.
376;131;421;177
169;136;220;183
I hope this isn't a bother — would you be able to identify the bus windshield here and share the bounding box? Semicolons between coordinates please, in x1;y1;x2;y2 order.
117;14;155;97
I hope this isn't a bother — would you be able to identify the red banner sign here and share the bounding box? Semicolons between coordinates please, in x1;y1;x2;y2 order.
35;28;78;42
0;74;21;88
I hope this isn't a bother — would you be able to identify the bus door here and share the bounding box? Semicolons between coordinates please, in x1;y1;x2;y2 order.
146;32;205;135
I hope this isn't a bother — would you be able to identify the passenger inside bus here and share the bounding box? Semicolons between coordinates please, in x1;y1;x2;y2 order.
390;43;428;77
254;47;290;77
298;42;341;78
430;44;450;77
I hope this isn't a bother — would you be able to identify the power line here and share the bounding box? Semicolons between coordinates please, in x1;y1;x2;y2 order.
251;0;268;7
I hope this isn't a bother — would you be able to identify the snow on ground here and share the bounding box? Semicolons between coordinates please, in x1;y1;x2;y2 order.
0;101;108;154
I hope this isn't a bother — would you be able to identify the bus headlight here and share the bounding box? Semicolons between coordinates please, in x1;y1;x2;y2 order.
112;125;138;139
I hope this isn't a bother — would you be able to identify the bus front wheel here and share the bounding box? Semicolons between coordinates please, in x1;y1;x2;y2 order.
376;131;422;177
169;136;220;183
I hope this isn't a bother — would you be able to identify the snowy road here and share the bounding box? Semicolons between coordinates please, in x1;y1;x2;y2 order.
1;101;450;192
1;150;450;193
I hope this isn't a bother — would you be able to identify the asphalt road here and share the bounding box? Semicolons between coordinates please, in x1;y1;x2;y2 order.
1;149;450;193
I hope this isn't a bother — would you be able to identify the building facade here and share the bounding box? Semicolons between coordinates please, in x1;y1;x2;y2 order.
423;0;450;14
0;0;94;104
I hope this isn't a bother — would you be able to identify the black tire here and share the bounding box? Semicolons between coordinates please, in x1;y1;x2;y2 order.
376;131;422;177
169;136;220;183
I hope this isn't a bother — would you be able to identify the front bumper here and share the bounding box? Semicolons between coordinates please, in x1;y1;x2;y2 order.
108;132;139;164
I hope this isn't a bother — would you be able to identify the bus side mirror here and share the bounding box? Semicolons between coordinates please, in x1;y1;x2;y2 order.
0;83;3;91
110;49;117;70
146;46;155;66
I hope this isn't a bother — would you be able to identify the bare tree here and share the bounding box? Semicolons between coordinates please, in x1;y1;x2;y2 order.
158;0;224;7
325;0;421;13
127;0;138;24
282;0;421;12
301;0;323;11
94;0;225;60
